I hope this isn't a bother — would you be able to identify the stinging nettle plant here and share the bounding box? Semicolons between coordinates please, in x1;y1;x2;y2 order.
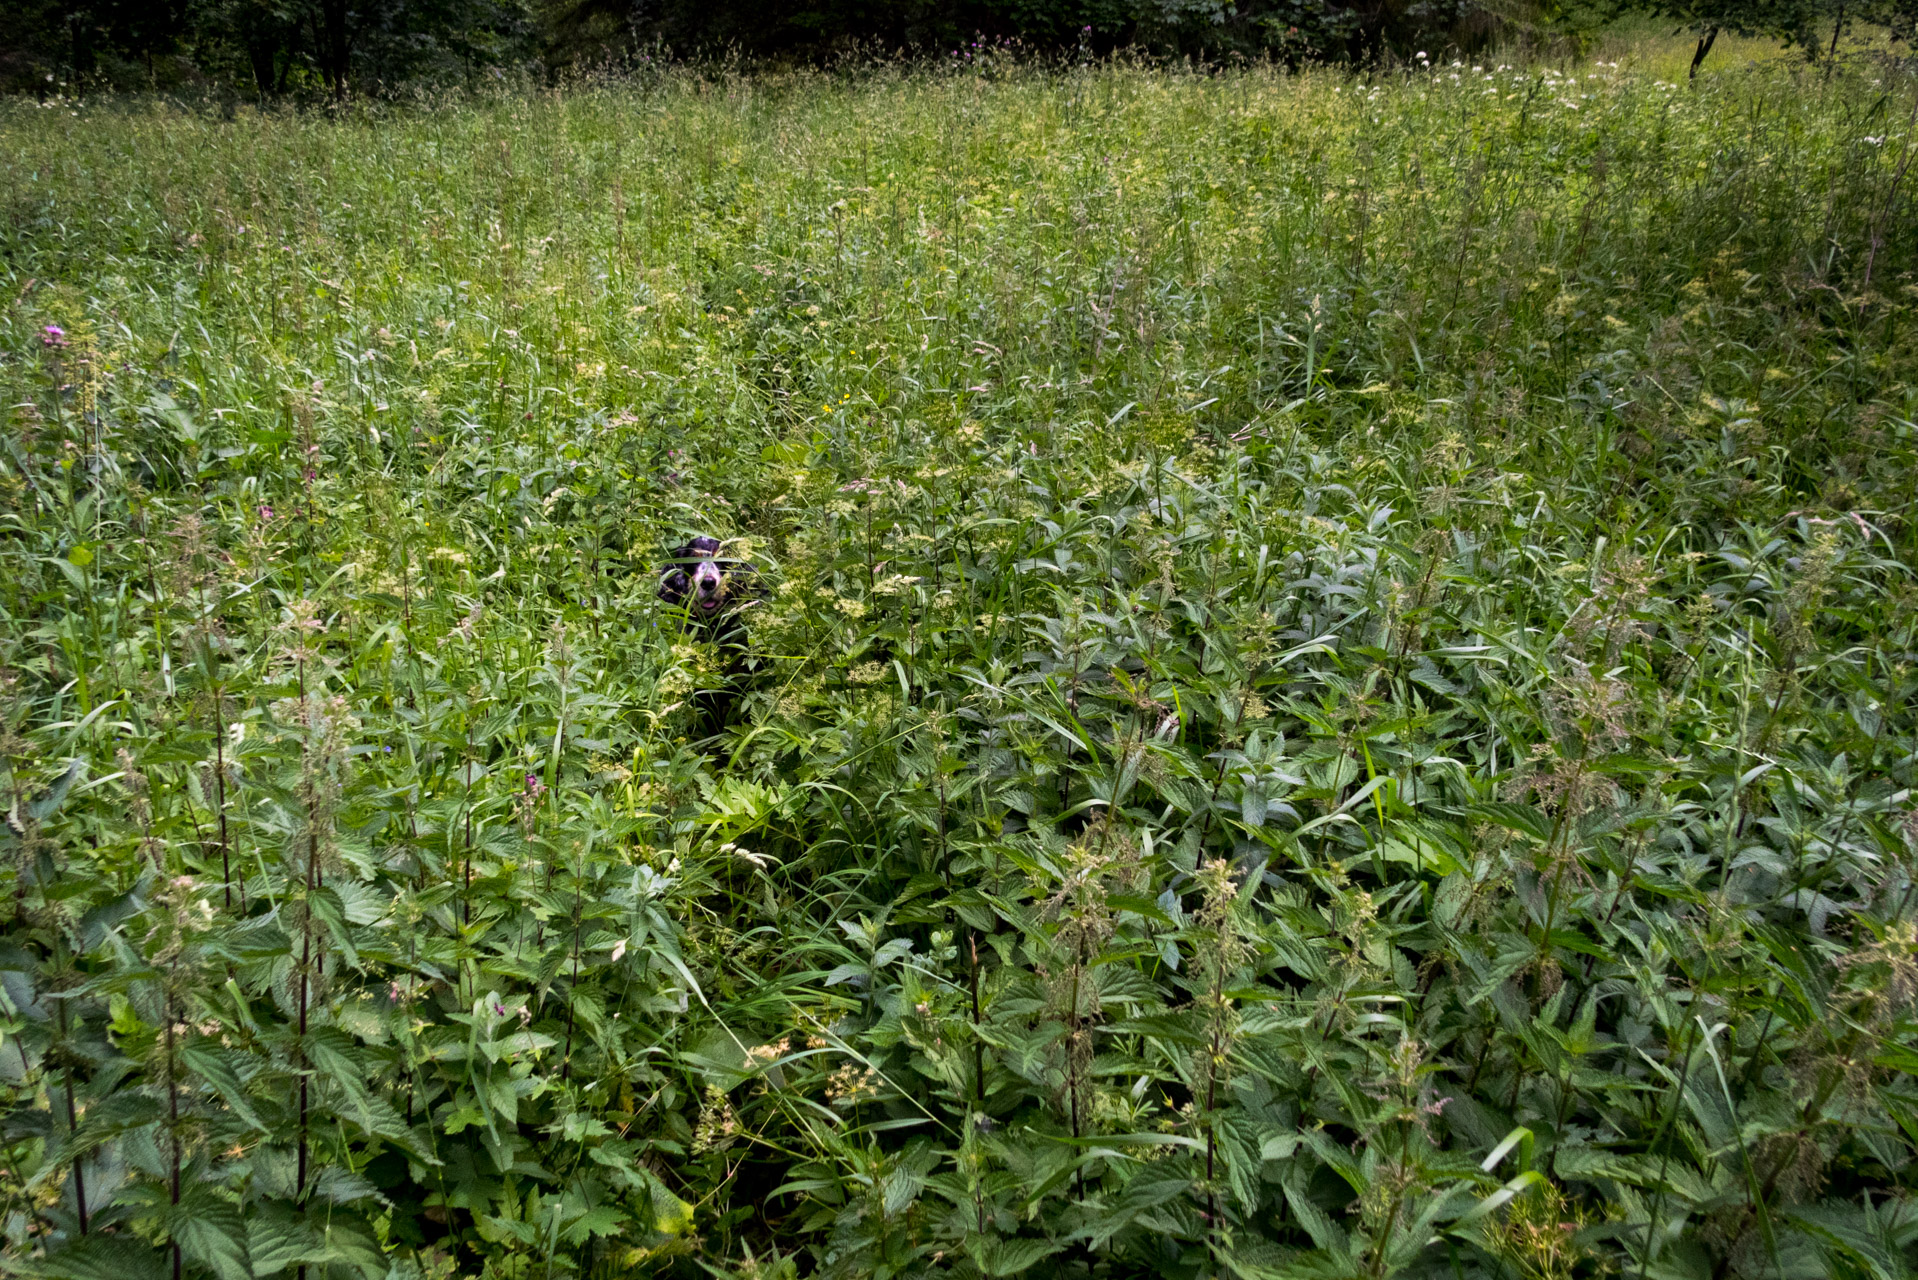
1;43;1917;1280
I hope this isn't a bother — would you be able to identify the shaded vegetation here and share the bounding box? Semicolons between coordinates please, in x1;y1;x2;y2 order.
12;0;1913;94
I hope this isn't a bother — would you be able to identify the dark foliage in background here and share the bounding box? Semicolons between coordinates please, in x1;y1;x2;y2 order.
0;0;538;97
12;0;1916;93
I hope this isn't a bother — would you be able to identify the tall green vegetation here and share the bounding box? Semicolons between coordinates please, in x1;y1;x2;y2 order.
0;47;1916;1280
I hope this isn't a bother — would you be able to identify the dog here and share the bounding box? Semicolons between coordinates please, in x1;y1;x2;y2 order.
657;536;760;736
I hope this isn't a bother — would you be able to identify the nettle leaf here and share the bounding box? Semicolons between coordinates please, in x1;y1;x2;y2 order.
314;1165;384;1206
1216;1109;1265;1211
1783;1200;1910;1280
1281;1179;1349;1254
28;761;84;825
247;1207;317;1277
1241;784;1268;828
307;886;359;968
1109;1011;1206;1047
1082;1175;1192;1249
968;1235;1063;1276
1463;801;1553;843
12;1236;168;1280
182;1041;270;1133
170;1195;251;1280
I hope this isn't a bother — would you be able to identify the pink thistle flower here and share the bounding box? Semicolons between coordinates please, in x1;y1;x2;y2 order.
41;325;67;348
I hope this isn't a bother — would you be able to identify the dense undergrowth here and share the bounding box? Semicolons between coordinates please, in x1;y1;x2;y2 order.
2;45;1918;1280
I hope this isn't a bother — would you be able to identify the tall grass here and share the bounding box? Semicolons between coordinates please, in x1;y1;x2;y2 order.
1;42;1916;1280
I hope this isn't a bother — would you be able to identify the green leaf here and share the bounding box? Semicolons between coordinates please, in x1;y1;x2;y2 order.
1456;1171;1544;1226
172;1197;251;1280
1784;1202;1906;1280
1217;1110;1265;1211
307;886;359;968
11;1236;168;1280
1481;1126;1534;1173
1463;801;1553;843
561;1204;629;1246
1083;1176;1192;1249
183;1041;271;1133
28;761;83;824
968;1235;1063;1276
248;1204;322;1276
1281;1179;1348;1253
1107;1011;1206;1046
640;1167;696;1236
1106;893;1176;926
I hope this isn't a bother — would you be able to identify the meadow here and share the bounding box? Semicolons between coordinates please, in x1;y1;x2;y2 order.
1;38;1917;1280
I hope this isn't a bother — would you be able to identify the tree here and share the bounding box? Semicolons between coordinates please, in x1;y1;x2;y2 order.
1640;0;1917;78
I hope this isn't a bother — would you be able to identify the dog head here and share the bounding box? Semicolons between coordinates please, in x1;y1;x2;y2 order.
658;536;738;620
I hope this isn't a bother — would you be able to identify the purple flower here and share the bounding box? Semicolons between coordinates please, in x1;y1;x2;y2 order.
41;325;67;349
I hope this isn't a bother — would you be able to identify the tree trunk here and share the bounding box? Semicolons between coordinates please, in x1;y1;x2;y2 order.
247;38;277;99
321;0;350;98
1689;26;1719;81
68;12;96;82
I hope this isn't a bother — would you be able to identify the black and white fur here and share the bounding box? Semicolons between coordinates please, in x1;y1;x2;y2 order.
657;536;760;735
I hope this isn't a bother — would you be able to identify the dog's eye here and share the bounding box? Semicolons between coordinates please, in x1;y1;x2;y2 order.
670;572;689;589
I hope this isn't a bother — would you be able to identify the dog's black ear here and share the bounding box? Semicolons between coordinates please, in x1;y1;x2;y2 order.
659;543;695;605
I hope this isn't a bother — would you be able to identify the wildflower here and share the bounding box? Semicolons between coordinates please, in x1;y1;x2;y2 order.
693;1085;741;1152
447;601;482;643
516;772;547;835
41;325;67;348
825;1063;880;1104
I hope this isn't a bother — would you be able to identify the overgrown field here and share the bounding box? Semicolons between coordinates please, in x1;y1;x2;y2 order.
2;49;1918;1280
